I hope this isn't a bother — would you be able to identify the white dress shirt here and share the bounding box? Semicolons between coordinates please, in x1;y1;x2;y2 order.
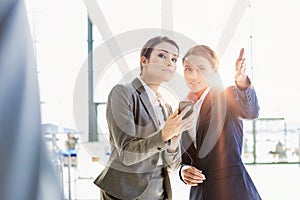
139;78;168;165
187;88;210;148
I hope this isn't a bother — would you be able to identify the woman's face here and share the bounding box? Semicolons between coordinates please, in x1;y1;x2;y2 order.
183;55;215;93
141;42;178;84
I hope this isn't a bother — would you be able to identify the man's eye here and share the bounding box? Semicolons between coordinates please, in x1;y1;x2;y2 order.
172;58;177;63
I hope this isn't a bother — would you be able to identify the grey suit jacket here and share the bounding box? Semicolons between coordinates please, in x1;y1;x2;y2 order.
94;78;180;200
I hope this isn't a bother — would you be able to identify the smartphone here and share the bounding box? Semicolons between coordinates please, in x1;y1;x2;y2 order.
178;101;194;119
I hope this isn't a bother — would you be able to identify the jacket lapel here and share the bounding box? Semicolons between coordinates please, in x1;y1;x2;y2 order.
196;89;226;159
131;78;160;130
181;130;198;162
196;92;212;157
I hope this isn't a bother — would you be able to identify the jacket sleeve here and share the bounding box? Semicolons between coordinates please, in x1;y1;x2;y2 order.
106;84;168;166
163;148;181;172
163;103;181;172
227;78;260;120
179;150;191;183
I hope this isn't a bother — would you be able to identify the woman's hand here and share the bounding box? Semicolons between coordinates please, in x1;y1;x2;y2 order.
182;166;206;186
161;106;194;143
234;48;250;89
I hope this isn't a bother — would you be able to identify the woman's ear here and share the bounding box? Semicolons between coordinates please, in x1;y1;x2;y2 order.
140;56;148;66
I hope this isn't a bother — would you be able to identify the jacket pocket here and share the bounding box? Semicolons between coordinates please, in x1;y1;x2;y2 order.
213;164;243;180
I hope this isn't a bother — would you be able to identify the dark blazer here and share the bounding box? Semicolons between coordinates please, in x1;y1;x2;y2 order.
180;85;261;200
94;78;180;200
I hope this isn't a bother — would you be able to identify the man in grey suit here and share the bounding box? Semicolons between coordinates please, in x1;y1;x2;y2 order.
94;36;194;200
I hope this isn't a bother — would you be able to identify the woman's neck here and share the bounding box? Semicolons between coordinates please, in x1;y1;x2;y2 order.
141;76;160;93
188;88;208;103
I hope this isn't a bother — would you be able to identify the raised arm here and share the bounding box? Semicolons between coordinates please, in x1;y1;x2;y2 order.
234;48;251;90
229;48;259;119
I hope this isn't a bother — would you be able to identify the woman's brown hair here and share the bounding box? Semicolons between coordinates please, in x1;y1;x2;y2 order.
140;36;179;73
182;45;219;71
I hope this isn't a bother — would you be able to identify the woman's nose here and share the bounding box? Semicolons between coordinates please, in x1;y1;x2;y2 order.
165;55;175;67
166;58;172;67
189;71;198;79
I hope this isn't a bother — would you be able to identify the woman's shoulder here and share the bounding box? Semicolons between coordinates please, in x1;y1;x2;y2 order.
224;85;235;92
110;80;137;93
109;79;143;102
108;83;134;101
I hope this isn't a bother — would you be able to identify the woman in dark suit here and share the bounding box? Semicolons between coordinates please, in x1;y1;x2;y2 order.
179;45;261;200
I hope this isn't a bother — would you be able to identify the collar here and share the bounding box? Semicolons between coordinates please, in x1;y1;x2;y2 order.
138;77;165;106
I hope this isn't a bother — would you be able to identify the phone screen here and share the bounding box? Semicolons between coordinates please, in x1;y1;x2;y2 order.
179;101;194;119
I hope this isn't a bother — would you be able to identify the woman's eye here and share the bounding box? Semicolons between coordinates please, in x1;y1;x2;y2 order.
196;65;207;72
158;53;166;58
184;67;192;71
171;58;177;63
197;67;206;72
